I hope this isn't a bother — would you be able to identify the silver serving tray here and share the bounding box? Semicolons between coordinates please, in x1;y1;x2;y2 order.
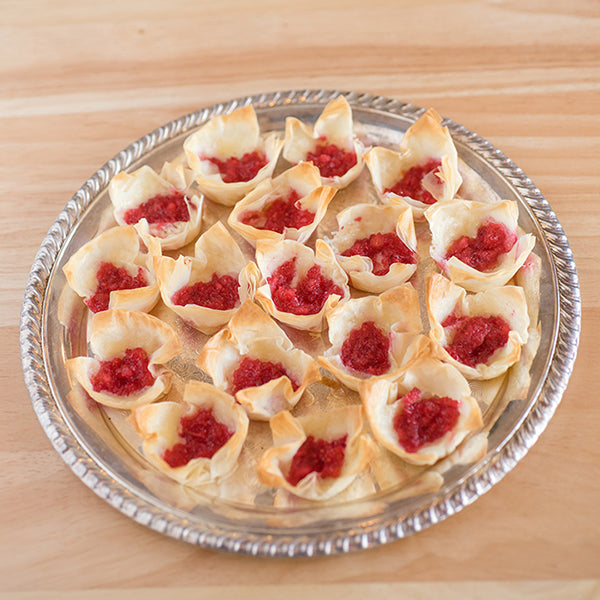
20;90;580;556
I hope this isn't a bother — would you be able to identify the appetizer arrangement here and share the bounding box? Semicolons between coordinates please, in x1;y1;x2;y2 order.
62;97;540;505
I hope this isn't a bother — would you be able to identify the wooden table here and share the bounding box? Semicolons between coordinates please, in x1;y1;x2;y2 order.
2;0;599;597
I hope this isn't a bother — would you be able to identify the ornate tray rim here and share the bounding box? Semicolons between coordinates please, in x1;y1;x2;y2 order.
20;89;581;557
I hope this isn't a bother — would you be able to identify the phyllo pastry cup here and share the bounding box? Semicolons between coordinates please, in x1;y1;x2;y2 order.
228;162;337;245
360;356;483;465
62;225;159;314
257;406;377;501
427;274;529;380
183;105;283;206
254;239;350;332
318;284;426;391
328;203;418;293
67;309;180;409
365;108;461;218
282;96;365;189
197;301;321;420
425;199;536;292
108;162;203;251
131;380;249;486
152;221;260;335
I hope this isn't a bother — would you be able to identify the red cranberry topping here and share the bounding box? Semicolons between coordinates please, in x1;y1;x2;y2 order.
340;231;417;276
393;387;460;453
442;313;510;367
123;191;189;225
286;434;348;486
268;257;343;316
340;320;390;375
305;143;357;178
240;189;315;233
206;150;267;183
91;347;155;396
171;273;239;311
230;357;300;394
385;158;442;205
445;219;517;272
86;262;148;313
162;408;234;468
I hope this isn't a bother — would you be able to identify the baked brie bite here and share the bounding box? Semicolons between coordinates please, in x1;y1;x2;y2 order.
184;105;283;206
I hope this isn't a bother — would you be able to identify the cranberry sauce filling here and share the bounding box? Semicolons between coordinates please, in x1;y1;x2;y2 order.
393;387;460;453
230;356;300;394
171;273;239;310
442;313;511;367
162;408;234;468
445;220;517;272
340;320;390;375
268;257;343;316
86;262;148;313
286;434;348;486
340;231;417;276
240;189;315;233
91;347;155;396
123;191;189;225
205;150;267;183
385;158;442;205
305;142;357;178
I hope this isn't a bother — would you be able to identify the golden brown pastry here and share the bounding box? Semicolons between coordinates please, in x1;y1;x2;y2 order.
183;105;283;206
108;161;203;251
254;239;350;332
360;356;483;465
197;301;320;420
425;199;535;292
257;406;377;500
282;96;365;189
152;221;259;335
327;203;418;293
132;380;249;485
318;284;427;391
62;225;159;314
427;273;529;379
228;161;336;245
365;108;462;219
67;309;180;409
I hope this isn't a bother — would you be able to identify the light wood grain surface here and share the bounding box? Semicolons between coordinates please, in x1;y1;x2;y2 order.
2;0;599;596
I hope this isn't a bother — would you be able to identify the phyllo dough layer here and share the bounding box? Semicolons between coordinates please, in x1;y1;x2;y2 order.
228;161;336;245
68;309;180;409
254;239;350;332
184;105;283;206
197;301;320;420
282;96;365;189
427;274;529;380
319;284;426;391
257;406;377;501
109;161;203;251
425;199;535;292
328;203;418;293
361;356;483;465
132;380;249;485
63;225;159;314
152;221;259;334
365;108;461;218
